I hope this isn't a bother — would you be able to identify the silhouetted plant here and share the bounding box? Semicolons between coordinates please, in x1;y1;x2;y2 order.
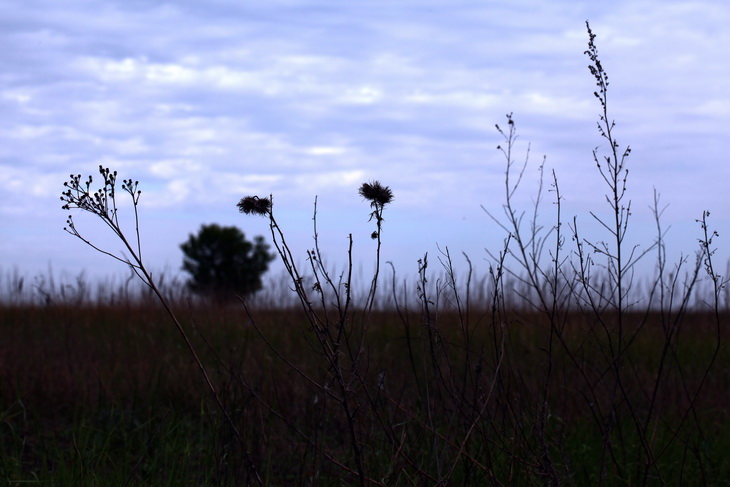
180;223;274;301
236;180;394;486
359;180;393;312
60;165;263;485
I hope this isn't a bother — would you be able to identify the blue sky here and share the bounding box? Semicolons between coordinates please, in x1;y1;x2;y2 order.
2;0;729;294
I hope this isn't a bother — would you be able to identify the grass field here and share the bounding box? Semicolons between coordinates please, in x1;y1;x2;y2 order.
1;285;728;485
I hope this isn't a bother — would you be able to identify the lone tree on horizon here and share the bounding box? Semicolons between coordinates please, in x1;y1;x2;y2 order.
180;223;275;300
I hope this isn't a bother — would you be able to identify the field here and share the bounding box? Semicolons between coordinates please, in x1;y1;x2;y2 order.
1;269;729;486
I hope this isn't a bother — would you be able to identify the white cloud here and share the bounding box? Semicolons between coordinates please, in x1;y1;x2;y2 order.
303;146;348;156
148;159;203;179
695;99;730;117
293;170;366;191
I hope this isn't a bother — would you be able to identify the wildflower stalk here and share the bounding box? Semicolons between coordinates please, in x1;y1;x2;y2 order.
62;166;262;485
239;182;392;486
359;180;394;313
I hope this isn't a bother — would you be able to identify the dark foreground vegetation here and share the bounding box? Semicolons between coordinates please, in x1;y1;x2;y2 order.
2;22;728;486
0;296;728;486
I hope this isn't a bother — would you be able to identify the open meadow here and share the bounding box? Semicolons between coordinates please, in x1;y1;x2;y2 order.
1;275;728;486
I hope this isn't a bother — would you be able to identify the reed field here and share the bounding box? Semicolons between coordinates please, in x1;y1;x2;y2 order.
2;22;728;486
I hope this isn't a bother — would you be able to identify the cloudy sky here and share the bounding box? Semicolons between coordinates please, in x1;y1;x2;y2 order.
2;0;729;295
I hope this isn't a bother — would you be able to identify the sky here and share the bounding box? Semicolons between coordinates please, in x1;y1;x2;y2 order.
2;0;729;298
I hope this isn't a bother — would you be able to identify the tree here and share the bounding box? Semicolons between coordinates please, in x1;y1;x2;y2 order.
180;223;275;300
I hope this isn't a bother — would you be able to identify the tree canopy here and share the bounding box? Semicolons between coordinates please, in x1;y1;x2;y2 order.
180;224;274;300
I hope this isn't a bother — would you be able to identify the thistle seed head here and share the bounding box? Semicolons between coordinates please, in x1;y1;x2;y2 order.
358;180;393;208
237;196;272;216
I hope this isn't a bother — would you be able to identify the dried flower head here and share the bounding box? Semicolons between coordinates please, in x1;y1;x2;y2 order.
358;181;393;208
237;196;272;216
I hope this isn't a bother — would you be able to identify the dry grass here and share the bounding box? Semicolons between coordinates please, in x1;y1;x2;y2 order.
1;298;728;485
